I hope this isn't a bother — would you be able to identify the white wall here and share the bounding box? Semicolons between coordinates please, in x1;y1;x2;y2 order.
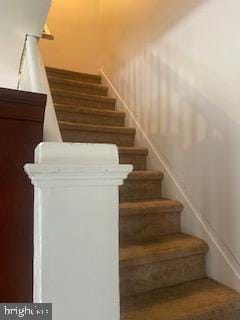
40;0;100;74
100;0;240;291
0;0;51;89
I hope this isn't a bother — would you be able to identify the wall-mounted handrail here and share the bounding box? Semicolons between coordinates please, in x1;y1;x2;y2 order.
42;24;54;40
19;35;62;142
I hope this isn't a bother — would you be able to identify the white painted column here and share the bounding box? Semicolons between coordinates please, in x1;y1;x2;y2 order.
19;36;62;142
24;142;132;320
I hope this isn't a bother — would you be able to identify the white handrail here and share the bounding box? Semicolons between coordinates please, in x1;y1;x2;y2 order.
42;24;54;40
19;35;62;142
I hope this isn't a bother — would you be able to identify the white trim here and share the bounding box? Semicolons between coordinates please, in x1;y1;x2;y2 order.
24;164;132;187
35;142;119;165
19;35;62;142
25;143;132;187
34;187;43;303
100;68;240;289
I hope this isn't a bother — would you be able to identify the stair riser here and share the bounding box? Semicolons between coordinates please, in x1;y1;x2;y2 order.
49;80;108;96
213;311;240;320
120;212;181;242
47;70;101;84
56;110;125;127
120;179;162;202
61;129;135;147
52;94;115;111
120;254;206;296
119;153;147;171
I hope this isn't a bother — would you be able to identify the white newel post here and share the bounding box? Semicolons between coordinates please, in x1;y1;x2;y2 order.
24;142;132;320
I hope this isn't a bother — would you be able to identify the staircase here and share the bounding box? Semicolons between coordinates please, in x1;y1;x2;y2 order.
46;66;240;320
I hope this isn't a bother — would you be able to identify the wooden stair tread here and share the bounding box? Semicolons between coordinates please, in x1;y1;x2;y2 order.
55;104;125;118
121;278;240;320
118;147;148;155
120;171;163;202
52;89;115;104
48;76;107;90
127;171;163;180
46;67;101;83
120;233;208;267
120;199;183;216
118;147;148;171
59;121;136;135
48;76;108;96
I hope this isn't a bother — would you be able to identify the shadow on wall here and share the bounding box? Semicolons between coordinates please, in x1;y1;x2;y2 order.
112;36;240;268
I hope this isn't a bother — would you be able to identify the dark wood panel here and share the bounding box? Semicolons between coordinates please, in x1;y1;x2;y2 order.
0;88;46;122
0;88;46;302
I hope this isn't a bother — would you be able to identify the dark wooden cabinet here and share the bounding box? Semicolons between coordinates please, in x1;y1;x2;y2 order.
0;88;46;302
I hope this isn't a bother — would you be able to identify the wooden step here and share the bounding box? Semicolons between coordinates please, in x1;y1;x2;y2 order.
52;89;116;111
60;122;136;147
55;105;125;127
46;67;101;84
118;147;148;171
48;77;108;96
120;171;163;202
120;199;183;242
120;233;208;296
121;278;240;320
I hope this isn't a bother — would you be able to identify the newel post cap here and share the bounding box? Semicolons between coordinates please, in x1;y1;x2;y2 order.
24;142;133;187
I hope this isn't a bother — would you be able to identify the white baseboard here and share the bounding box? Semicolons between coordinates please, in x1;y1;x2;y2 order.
100;68;240;292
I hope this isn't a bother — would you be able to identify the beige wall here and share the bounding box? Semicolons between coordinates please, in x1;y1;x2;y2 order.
100;0;240;291
40;0;100;74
